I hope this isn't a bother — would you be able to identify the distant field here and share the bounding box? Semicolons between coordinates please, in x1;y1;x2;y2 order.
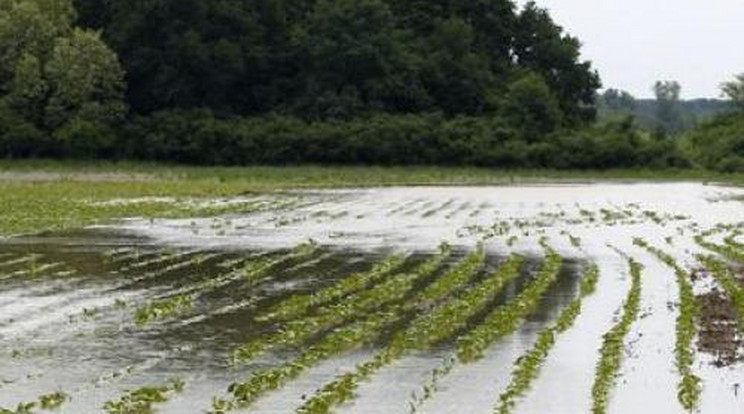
0;160;741;236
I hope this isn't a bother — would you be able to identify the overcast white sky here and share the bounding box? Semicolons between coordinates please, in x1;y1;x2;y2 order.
516;0;744;99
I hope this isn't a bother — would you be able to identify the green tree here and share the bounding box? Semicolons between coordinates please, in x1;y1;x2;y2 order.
502;72;564;141
513;2;601;126
721;73;744;110
0;0;126;156
653;80;683;134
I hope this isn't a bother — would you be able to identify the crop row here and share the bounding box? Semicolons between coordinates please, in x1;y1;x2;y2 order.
696;255;744;329
456;248;563;363
132;242;319;326
214;312;395;412
297;250;559;414
0;254;42;270
0;392;68;414
216;247;473;410
255;253;409;323
233;248;451;364
118;248;197;272
103;378;185;414
694;230;744;263
590;258;643;414
405;255;529;413
634;238;701;411
495;264;599;414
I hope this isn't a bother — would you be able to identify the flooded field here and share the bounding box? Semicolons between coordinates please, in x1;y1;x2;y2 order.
1;182;743;413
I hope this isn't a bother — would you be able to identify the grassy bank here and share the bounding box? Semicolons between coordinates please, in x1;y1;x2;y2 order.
0;160;741;236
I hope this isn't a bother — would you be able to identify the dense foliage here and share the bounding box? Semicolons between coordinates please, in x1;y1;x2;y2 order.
73;0;599;123
684;112;744;172
0;0;738;169
0;0;126;158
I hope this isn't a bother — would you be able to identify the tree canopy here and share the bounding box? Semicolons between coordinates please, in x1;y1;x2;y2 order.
0;0;126;157
73;0;600;126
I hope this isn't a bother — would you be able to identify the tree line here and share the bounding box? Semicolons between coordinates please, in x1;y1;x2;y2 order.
1;0;743;170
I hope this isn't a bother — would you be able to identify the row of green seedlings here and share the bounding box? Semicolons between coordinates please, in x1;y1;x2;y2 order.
387;198;425;216
0;259;70;282
134;241;320;325
633;238;702;411
493;264;599;414
209;245;467;412
407;254;550;414
590;258;643;414
694;227;744;263
0;392;68;414
167;250;335;327
0;254;41;269
118;248;196;272
723;229;744;250
106;247;160;265
444;201;472;220
118;251;227;289
696;254;744;330
103;378;185;414
297;249;563;414
421;198;457;219
403;200;436;216
231;246;454;365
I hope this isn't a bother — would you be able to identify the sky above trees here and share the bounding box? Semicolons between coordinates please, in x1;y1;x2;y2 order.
519;0;744;99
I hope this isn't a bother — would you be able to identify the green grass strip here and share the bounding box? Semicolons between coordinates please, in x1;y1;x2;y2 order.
495;264;599;414
634;238;701;411
590;258;643;414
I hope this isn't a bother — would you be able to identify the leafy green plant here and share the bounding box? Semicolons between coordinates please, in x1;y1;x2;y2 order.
456;249;563;362
495;264;599;414
38;392;69;410
634;238;701;411
298;251;555;414
134;294;193;326
103;379;185;414
591;258;643;414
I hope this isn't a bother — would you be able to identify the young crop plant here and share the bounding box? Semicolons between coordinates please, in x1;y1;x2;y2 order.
633;238;702;411
0;403;36;414
591;258;643;414
495;264;599;414
0;392;70;414
134;293;193;326
103;378;185;414
456;248;563;363
38;392;69;410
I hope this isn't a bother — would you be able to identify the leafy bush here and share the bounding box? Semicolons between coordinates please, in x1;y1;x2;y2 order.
684;113;744;172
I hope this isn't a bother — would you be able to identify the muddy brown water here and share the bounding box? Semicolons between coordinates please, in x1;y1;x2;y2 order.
1;182;744;413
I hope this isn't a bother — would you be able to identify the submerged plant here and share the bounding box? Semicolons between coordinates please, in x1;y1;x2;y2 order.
103;379;184;414
634;238;701;411
495;264;599;414
134;294;193;326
